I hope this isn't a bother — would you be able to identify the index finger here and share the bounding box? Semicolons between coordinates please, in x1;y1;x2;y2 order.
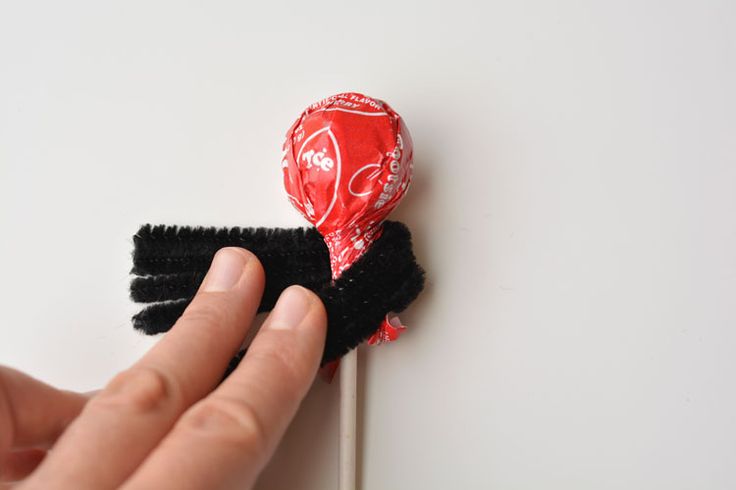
24;248;265;490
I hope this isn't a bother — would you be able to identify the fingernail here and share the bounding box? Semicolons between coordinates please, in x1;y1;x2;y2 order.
268;286;311;330
202;248;249;292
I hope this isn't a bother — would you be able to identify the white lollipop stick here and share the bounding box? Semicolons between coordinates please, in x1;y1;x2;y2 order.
339;348;358;490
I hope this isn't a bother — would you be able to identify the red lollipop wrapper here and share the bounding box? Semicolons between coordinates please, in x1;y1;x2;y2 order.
282;92;414;345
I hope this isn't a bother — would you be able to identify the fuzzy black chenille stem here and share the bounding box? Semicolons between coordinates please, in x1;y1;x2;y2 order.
132;298;190;334
130;271;205;303
130;221;426;365
131;224;327;276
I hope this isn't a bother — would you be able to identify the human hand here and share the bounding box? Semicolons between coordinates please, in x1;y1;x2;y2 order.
1;248;327;489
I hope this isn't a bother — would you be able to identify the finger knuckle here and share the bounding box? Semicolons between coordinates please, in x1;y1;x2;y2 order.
179;299;233;330
93;367;174;414
181;397;269;454
255;336;311;387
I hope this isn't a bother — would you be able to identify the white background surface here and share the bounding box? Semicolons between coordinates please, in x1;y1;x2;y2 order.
1;1;735;489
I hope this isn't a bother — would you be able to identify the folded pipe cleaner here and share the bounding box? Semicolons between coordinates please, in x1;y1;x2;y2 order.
130;220;425;365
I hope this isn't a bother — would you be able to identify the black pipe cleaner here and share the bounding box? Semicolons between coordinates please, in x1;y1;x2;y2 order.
130;220;425;367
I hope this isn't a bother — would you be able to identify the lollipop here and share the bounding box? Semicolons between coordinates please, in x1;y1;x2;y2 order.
282;92;414;343
129;92;424;359
127;92;425;490
281;92;416;489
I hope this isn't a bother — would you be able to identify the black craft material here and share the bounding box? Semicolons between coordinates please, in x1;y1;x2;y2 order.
130;221;425;367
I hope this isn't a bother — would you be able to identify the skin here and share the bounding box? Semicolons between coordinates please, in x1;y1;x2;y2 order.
0;247;327;489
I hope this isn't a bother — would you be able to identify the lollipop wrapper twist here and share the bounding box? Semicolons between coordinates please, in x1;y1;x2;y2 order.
282;93;414;345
